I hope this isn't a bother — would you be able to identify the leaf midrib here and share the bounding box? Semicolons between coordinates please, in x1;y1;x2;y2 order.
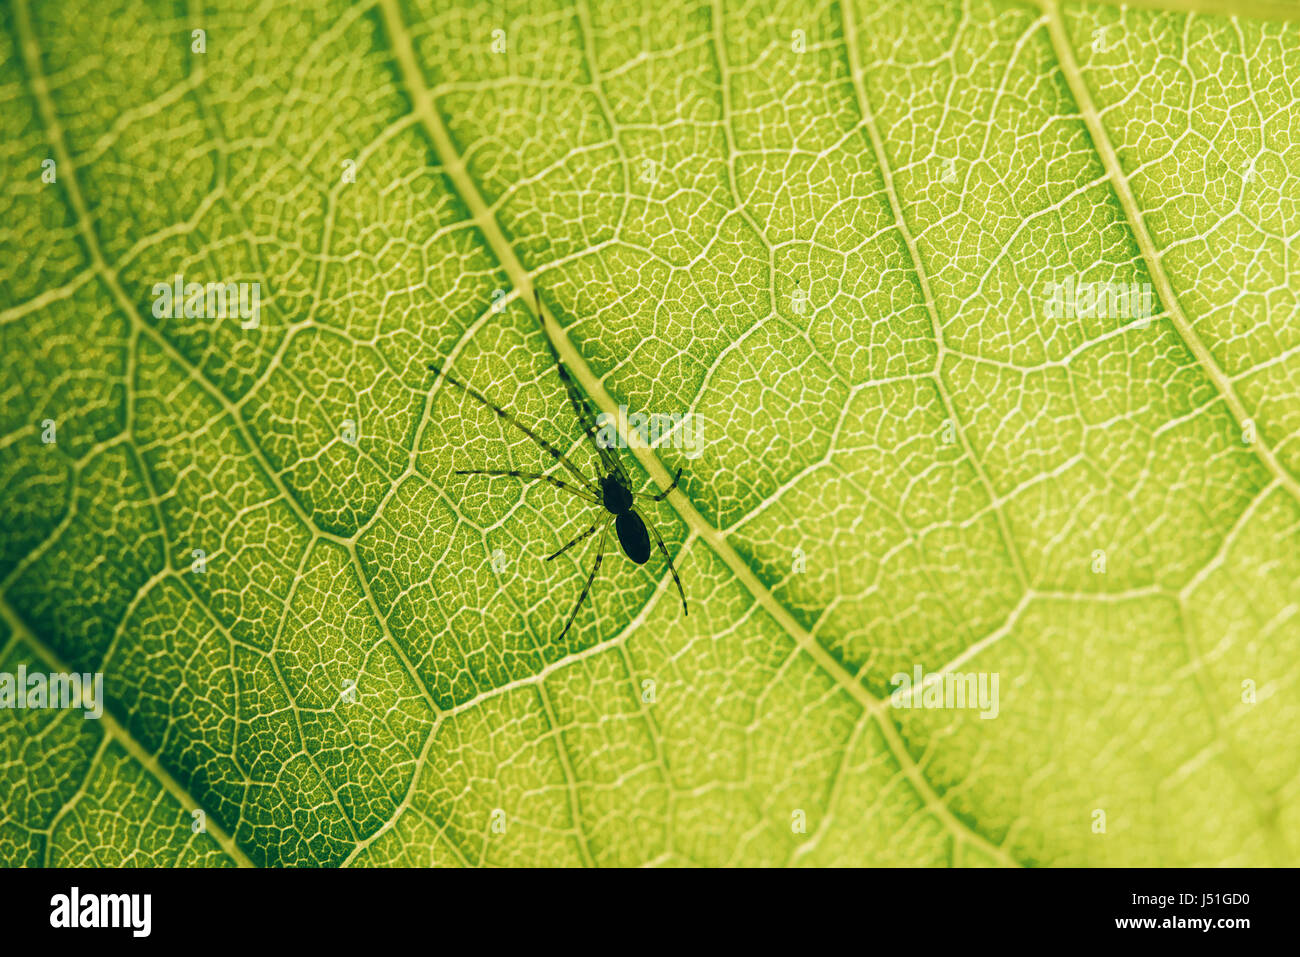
377;0;1020;867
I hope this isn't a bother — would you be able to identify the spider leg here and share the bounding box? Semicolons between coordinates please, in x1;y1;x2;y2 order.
636;506;688;617
558;521;610;639
529;291;632;486
644;466;683;502
547;519;604;561
453;469;598;505
429;362;597;494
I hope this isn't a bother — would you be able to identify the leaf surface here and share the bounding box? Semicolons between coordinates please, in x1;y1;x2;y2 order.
1;0;1297;866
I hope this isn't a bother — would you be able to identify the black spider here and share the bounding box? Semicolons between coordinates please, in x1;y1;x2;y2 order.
429;291;688;639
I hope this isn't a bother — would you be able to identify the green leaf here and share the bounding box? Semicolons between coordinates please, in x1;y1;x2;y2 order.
2;0;1297;867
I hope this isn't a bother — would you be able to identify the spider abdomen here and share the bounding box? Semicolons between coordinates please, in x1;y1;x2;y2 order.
615;510;651;565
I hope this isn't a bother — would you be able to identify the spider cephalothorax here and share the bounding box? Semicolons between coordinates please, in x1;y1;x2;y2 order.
430;290;687;638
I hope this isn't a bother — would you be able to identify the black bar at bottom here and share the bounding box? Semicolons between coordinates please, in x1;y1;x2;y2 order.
0;866;1280;944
